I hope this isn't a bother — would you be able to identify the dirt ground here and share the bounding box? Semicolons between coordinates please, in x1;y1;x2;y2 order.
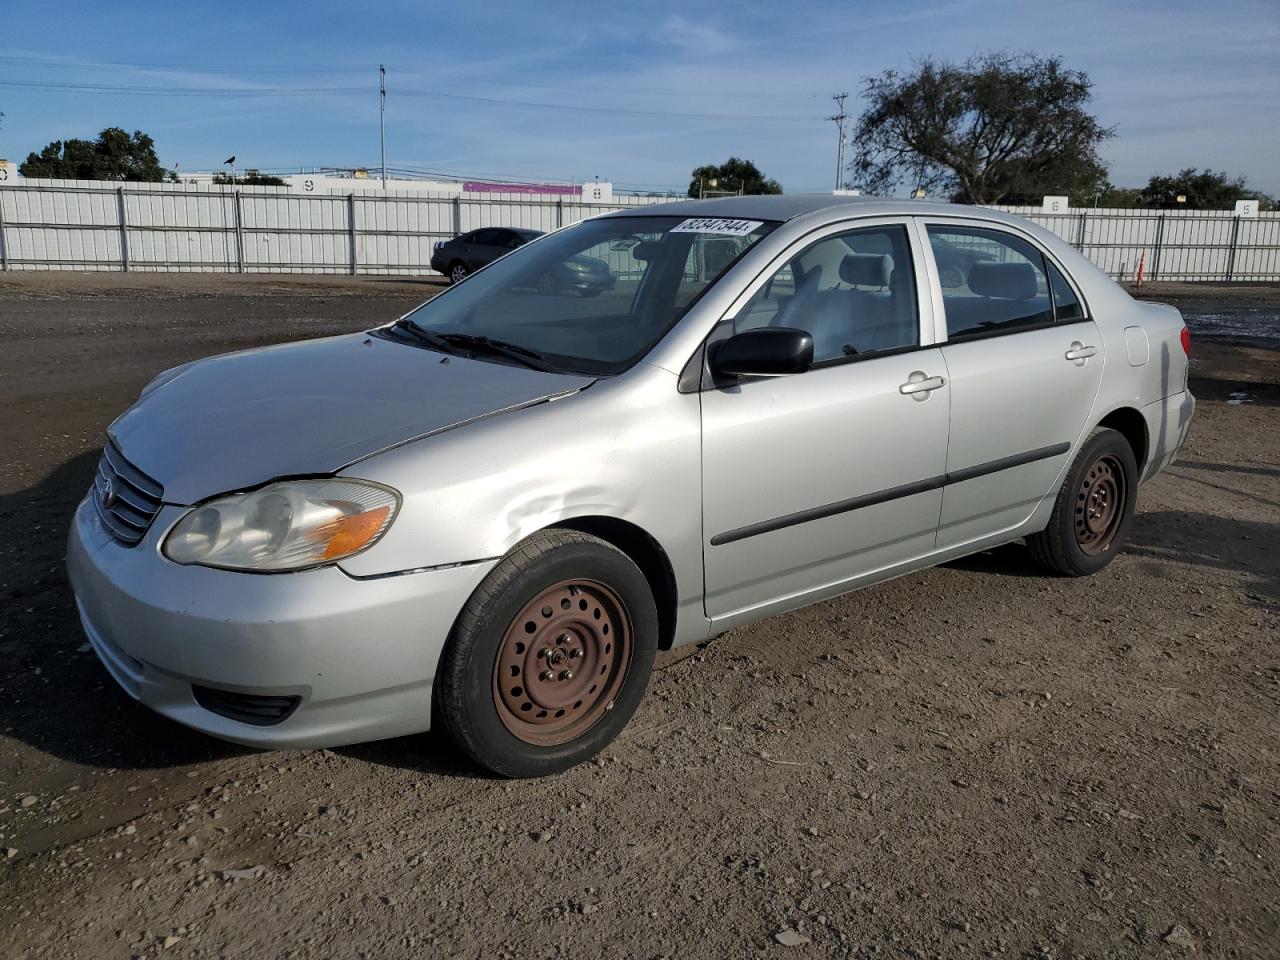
0;274;1277;959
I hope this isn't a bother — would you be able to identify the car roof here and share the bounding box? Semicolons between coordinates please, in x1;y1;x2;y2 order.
600;194;1035;231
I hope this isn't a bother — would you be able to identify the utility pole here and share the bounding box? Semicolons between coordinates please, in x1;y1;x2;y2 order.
830;93;849;191
379;65;387;191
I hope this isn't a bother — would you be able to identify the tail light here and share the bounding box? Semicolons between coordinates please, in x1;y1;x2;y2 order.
1180;327;1192;357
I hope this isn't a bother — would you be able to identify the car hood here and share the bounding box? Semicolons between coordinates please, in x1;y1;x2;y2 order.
109;331;594;504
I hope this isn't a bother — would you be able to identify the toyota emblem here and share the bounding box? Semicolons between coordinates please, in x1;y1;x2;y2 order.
100;477;117;510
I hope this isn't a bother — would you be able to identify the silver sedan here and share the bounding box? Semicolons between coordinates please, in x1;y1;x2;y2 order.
67;196;1195;777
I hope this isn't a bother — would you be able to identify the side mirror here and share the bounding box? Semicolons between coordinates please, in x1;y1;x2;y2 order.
709;327;814;379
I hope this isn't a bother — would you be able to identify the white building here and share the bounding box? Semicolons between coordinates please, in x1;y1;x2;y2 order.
173;168;614;200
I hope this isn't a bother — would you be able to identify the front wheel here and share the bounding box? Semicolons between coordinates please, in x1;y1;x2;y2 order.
436;530;658;778
1027;427;1138;576
448;261;469;284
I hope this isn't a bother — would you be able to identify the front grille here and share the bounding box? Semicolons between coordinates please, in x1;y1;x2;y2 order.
192;685;301;726
92;442;164;545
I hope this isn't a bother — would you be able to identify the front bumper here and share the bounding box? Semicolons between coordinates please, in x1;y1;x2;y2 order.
67;497;496;749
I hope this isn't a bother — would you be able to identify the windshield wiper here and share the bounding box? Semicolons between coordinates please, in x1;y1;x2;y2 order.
436;333;558;372
379;320;462;355
382;321;557;372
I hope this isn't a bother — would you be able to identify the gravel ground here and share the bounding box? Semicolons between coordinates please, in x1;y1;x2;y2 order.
0;274;1277;959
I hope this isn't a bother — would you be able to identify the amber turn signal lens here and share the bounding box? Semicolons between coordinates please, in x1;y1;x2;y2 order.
320;506;392;559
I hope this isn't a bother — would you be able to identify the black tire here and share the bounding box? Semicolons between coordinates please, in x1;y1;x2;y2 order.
436;529;658;778
448;261;469;284
1027;427;1138;576
578;288;603;298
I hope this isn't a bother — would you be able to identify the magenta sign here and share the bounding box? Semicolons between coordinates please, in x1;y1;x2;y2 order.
463;181;581;196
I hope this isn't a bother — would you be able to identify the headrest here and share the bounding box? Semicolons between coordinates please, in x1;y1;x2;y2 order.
968;261;1036;300
839;253;890;287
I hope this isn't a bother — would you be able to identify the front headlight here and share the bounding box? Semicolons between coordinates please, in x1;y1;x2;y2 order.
163;479;399;572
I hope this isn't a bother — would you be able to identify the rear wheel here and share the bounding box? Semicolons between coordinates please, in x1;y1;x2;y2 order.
436;530;658;777
448;261;469;284
1027;427;1138;576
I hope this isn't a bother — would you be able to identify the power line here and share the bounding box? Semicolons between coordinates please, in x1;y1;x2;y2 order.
0;79;365;97
0;77;821;122
0;52;823;102
0;53;369;74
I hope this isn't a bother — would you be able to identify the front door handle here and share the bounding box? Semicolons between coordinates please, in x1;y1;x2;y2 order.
1065;341;1098;363
899;371;946;400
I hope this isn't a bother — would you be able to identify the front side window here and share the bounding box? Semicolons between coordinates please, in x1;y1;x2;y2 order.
400;216;775;375
927;225;1053;340
733;224;919;363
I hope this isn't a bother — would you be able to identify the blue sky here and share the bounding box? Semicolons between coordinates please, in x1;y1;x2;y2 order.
1;0;1277;195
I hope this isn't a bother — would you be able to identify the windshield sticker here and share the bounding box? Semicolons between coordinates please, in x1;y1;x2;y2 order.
670;218;764;237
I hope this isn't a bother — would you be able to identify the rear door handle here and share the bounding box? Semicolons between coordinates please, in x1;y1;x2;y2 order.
1065;342;1098;362
899;372;946;398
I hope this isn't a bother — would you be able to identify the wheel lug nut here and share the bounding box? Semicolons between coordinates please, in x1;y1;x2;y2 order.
540;670;554;681
537;649;548;659
559;670;573;681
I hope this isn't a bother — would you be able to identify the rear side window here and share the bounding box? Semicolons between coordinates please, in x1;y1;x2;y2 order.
1047;260;1086;321
927;226;1052;340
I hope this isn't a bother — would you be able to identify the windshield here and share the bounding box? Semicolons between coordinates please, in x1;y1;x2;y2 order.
400;215;776;375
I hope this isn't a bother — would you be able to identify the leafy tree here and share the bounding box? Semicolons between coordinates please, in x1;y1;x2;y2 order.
1139;168;1272;210
687;157;782;198
212;171;287;186
19;127;172;181
1090;182;1144;208
849;53;1112;205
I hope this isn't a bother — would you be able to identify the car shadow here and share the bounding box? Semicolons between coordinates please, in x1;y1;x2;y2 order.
941;541;1053;578
943;509;1278;602
337;733;490;779
0;450;251;770
1126;509;1279;600
1;449;489;778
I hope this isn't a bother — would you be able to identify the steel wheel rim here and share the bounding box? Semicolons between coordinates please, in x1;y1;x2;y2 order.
493;579;632;746
1074;453;1126;555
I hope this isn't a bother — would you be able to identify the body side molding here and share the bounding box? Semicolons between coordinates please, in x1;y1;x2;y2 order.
710;442;1071;546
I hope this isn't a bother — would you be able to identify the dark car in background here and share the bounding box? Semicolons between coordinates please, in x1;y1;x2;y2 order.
431;228;540;284
431;226;615;296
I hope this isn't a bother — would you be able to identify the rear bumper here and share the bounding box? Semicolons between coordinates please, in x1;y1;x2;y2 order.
67;497;496;749
1140;389;1196;482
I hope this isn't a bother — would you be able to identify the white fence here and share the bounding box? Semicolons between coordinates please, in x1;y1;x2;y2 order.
1;178;1277;281
0;178;664;275
993;205;1280;282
